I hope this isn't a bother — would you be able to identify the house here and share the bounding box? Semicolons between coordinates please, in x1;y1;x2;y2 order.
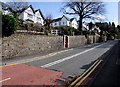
50;15;70;28
50;15;78;29
1;3;44;25
91;25;101;33
82;22;89;30
19;5;44;25
70;18;78;29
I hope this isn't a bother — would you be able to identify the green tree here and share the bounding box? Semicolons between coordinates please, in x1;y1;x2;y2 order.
2;14;17;36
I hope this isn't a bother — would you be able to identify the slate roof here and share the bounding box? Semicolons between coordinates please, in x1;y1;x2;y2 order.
70;18;74;22
51;15;70;23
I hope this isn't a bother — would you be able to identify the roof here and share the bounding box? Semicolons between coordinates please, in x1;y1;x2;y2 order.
22;5;34;13
52;18;62;22
70;18;77;22
51;15;70;23
70;18;74;22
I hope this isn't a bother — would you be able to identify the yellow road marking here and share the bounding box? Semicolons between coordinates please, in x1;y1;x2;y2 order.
68;60;99;87
0;50;65;67
75;60;103;87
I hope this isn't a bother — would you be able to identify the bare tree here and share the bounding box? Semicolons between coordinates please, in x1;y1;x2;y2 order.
61;0;105;34
7;0;28;18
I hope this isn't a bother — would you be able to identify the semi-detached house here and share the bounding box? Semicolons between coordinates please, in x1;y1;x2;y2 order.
19;5;44;25
50;15;78;29
1;3;44;25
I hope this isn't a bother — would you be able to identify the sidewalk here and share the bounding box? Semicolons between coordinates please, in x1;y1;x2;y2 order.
90;41;120;87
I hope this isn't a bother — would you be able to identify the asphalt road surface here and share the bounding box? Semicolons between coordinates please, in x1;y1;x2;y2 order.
1;40;119;86
90;40;120;87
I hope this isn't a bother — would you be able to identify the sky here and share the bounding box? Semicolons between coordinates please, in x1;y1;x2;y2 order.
1;0;119;26
29;1;119;26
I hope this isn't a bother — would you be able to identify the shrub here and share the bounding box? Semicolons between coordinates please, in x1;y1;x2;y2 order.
62;26;74;35
2;14;17;36
82;30;91;35
73;29;80;35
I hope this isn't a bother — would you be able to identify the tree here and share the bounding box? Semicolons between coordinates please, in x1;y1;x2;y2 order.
61;0;105;34
89;22;93;30
6;0;28;18
117;25;120;31
2;14;17;36
112;22;115;30
44;13;53;30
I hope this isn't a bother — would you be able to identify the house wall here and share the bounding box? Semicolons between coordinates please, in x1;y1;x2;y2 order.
2;9;11;15
82;23;89;30
34;11;44;25
70;19;78;29
51;16;70;27
51;21;60;27
61;17;70;26
24;7;34;21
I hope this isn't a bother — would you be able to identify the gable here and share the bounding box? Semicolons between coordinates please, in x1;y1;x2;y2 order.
35;9;44;20
25;7;34;14
71;19;77;24
35;11;40;16
61;16;70;22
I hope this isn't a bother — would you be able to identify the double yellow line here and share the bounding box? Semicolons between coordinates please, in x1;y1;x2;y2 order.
68;60;103;87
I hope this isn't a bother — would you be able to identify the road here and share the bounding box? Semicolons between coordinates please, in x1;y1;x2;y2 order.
1;40;118;86
90;40;120;87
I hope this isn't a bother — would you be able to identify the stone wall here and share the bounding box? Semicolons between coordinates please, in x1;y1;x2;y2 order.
68;36;86;48
2;34;100;59
89;35;94;44
2;34;64;59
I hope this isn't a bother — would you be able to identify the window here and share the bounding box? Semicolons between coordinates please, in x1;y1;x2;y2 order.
55;23;57;26
37;17;41;21
27;13;33;19
59;22;61;26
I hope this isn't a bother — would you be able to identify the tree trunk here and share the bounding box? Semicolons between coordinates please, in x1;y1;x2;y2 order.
78;17;83;35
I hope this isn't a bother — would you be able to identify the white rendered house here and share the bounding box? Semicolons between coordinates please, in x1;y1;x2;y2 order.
19;5;44;25
82;22;89;30
70;18;78;29
50;15;78;29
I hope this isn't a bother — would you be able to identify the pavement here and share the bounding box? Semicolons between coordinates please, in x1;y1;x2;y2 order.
1;40;119;86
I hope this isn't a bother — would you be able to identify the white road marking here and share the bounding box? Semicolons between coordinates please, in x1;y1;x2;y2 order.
0;78;11;83
41;43;106;68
